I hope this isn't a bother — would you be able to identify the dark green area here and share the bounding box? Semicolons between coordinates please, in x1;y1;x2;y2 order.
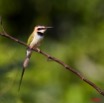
0;0;104;103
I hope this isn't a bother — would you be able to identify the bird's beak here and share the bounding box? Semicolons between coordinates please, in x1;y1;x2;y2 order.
45;27;53;29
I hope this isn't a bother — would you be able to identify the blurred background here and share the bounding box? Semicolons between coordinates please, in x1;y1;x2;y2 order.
0;0;104;103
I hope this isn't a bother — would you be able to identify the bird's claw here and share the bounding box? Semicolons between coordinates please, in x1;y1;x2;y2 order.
36;48;40;52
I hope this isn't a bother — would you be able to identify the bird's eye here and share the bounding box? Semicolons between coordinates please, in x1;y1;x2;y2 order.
38;28;42;30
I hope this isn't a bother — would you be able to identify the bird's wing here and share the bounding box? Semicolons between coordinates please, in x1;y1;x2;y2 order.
27;33;34;45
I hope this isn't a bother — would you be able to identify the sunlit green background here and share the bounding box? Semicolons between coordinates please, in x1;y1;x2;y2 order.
0;0;104;103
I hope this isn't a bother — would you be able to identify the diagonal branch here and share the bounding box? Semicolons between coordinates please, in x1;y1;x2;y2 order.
0;19;104;96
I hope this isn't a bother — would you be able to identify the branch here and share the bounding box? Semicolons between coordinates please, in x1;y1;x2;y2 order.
0;20;104;96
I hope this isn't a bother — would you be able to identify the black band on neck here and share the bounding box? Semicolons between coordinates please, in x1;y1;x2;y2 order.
37;32;44;36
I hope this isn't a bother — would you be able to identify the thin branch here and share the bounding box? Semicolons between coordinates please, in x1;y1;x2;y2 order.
0;21;104;96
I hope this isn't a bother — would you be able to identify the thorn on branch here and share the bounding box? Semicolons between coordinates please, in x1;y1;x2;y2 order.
64;64;69;68
47;55;53;61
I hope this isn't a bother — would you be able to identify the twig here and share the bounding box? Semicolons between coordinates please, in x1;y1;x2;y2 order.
0;21;104;96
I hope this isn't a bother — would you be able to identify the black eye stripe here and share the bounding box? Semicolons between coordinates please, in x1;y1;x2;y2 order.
37;28;45;30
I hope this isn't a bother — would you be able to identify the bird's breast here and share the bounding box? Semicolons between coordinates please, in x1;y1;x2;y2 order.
30;34;43;48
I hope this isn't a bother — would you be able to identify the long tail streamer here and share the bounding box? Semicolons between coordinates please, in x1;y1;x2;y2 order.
18;49;32;91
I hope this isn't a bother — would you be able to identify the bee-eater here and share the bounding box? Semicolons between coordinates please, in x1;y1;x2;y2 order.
18;26;52;91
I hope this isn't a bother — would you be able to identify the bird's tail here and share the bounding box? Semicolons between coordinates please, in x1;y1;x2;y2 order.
18;49;32;91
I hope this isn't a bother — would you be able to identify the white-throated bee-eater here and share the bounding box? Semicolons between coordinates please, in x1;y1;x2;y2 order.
18;26;52;91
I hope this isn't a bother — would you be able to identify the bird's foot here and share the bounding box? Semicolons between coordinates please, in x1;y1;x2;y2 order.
28;46;33;50
36;48;40;52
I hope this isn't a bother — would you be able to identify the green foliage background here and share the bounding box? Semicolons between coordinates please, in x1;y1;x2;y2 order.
0;0;104;103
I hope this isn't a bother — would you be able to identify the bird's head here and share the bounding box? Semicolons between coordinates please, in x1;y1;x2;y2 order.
34;25;52;33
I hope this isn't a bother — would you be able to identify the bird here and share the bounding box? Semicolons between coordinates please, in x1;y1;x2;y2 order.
18;25;52;91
